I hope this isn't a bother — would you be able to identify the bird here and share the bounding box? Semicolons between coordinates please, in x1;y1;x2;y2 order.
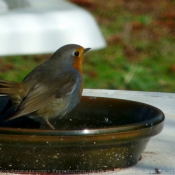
0;44;91;129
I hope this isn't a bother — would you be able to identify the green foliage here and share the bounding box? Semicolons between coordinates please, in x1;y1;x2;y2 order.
0;0;175;92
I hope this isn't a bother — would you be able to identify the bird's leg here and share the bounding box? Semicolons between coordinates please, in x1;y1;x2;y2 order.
44;117;55;129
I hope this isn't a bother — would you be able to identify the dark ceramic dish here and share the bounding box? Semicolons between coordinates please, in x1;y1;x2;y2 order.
0;95;164;173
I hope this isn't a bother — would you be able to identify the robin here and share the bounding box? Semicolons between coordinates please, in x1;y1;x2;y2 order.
0;44;91;129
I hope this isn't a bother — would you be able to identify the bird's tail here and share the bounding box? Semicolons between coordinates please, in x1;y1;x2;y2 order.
0;79;26;105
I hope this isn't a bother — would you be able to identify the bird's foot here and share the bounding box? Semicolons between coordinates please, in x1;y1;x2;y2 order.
44;118;55;129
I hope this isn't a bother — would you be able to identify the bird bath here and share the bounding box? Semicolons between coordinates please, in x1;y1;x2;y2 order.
0;95;164;173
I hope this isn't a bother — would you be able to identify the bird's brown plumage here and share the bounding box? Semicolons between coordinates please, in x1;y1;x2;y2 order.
0;44;91;129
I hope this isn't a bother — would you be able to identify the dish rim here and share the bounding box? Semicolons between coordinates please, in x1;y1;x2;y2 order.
0;96;165;136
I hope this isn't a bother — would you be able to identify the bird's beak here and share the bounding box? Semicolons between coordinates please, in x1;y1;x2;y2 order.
84;48;91;53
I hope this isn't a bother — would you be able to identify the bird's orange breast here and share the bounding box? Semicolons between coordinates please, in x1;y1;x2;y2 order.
73;57;83;73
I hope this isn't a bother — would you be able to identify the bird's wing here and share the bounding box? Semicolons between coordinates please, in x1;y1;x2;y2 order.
6;72;78;121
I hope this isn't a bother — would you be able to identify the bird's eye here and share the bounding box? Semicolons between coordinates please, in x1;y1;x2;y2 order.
74;51;79;57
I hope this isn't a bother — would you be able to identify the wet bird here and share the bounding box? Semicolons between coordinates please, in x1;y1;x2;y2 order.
0;44;90;129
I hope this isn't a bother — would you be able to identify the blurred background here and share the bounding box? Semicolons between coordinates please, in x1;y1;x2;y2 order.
0;0;175;92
